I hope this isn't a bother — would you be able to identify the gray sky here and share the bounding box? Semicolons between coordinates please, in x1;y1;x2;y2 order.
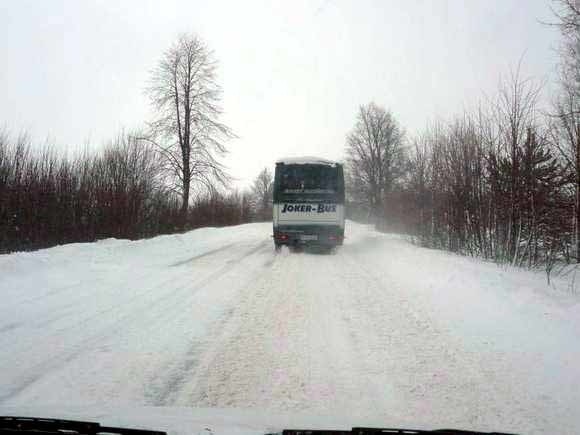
0;0;561;189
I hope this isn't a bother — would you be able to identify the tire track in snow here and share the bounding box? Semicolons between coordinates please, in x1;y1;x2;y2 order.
0;240;270;405
169;243;236;267
166;247;371;414
337;244;540;431
157;248;298;407
144;240;273;406
3;240;265;353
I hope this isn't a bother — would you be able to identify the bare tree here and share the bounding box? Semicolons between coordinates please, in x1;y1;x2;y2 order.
0;129;187;253
493;67;543;263
552;85;580;262
548;0;580;35
251;167;273;221
146;34;233;227
550;0;580;262
345;103;406;228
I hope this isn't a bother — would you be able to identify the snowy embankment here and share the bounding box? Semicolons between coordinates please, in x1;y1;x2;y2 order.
1;222;579;434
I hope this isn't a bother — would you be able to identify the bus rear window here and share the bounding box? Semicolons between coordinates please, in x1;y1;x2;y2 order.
279;165;338;193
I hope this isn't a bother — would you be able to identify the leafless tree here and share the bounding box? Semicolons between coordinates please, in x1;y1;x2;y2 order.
251;167;273;221
345;102;406;228
394;68;570;277
0;127;255;253
549;0;580;262
146;34;233;227
493;68;543;263
548;0;580;35
0;129;187;252
552;91;580;263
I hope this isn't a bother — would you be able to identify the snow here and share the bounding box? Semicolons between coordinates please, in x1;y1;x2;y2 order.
276;156;338;166
1;222;579;434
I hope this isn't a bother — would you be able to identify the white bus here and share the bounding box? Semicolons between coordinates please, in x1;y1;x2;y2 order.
272;157;345;250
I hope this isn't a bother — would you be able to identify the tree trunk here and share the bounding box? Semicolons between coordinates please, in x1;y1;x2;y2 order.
180;169;190;229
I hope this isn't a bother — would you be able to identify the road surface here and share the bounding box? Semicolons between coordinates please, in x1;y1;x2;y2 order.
1;222;579;434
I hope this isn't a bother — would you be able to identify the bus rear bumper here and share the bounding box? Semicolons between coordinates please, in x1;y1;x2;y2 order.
273;225;344;247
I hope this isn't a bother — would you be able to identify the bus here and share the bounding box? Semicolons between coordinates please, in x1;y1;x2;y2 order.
272;157;345;250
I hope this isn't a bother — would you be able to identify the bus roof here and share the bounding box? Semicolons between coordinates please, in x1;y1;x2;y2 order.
276;156;339;167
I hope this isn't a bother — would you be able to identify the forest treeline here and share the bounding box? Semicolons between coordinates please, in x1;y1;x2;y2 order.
345;1;580;277
0;131;269;253
0;33;273;253
348;81;578;276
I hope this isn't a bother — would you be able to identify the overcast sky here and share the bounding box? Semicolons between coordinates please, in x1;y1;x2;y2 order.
0;0;561;189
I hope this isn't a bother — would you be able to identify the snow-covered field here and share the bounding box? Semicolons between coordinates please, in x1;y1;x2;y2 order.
1;222;579;434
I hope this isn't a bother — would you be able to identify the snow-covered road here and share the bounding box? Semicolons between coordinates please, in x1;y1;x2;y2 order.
1;222;579;434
